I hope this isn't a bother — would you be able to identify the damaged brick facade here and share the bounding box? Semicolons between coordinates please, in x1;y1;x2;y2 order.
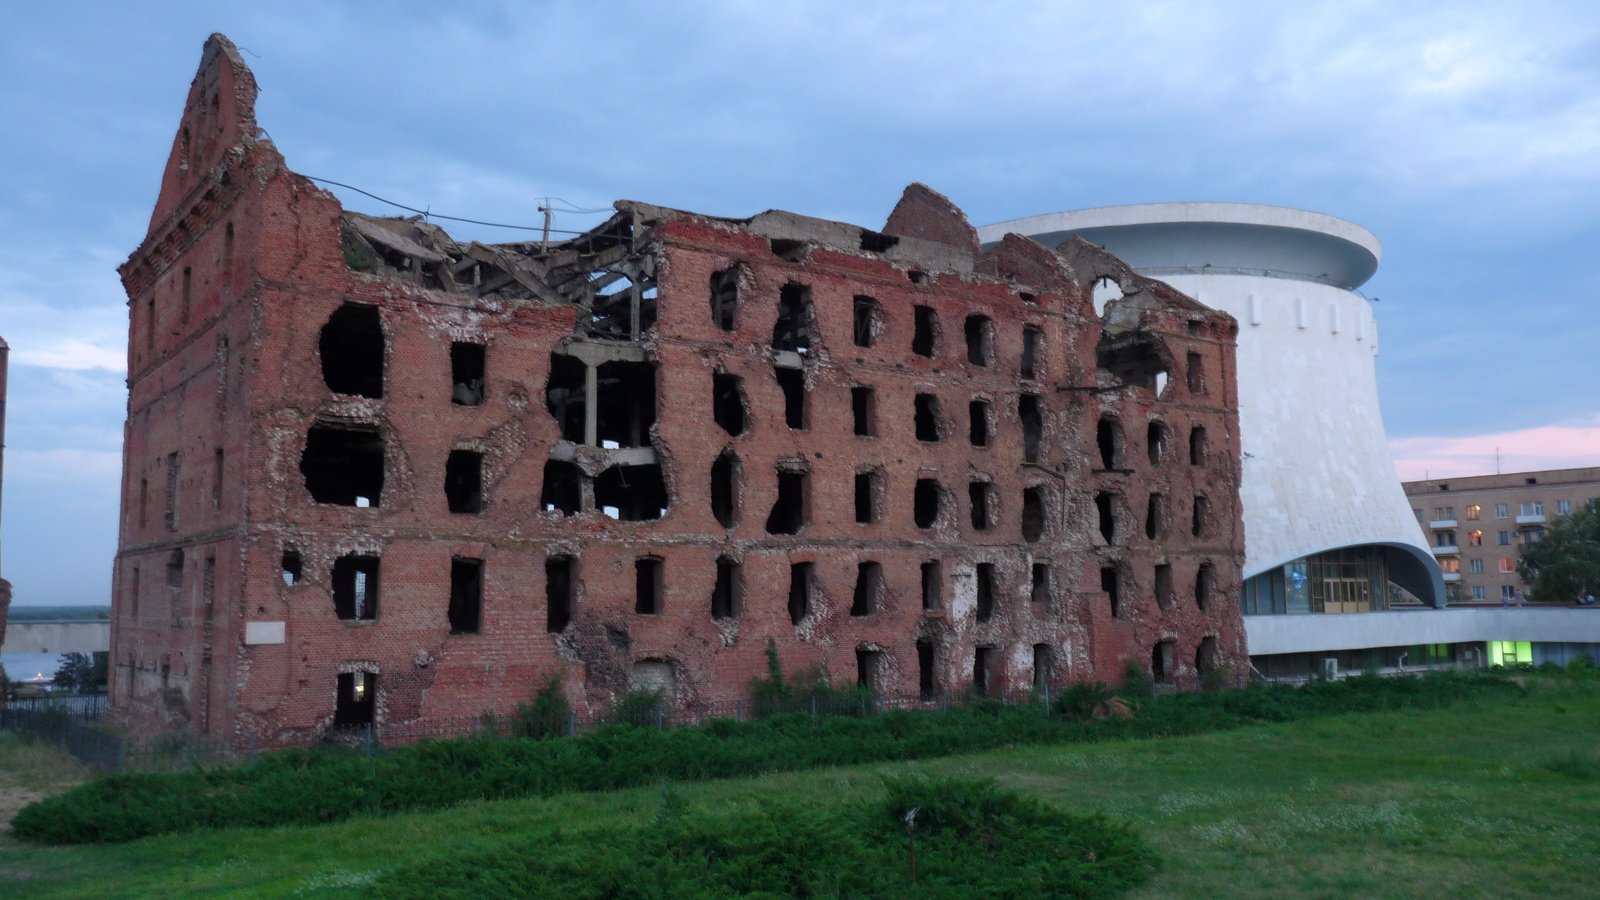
110;35;1247;748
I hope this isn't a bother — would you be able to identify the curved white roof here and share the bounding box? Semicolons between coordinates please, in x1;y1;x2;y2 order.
979;202;1383;290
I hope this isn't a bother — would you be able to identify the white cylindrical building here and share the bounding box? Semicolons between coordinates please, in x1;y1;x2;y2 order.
979;203;1443;615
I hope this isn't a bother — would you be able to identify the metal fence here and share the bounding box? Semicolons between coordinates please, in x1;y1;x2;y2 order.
1;695;233;772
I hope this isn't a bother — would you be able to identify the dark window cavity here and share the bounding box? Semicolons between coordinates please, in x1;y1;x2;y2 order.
212;447;224;511
448;558;483;635
334;672;377;726
596;361;656;449
1020;325;1041;379
917;638;936;700
765;469;809;535
852;385;876;437
972;647;995;698
332;555;380;621
712;557;742;620
1022;486;1046;543
1155;564;1174;612
165;452;180;531
975;563;997;623
1153;640;1175;682
914;478;941;529
855;469;880;524
856;647;884;694
1019;394;1042;463
1192;495;1209;538
445;450;484;514
302;425;384;507
635;557;663;615
787;562;814;625
921;561;942;611
912;305;937;357
1030;563;1050;606
1195;562;1214;611
713;372;748;437
1196;636;1219;676
546;354;588;442
969;480;993;531
1190;426;1208;466
709;266;740;331
711;450;739;528
319;302;384;399
769;238;807;263
852;295;880;348
546;556;574;632
915;393;942;442
595;464;668;521
1102;566;1122;618
1033;644;1053;691
969;400;990;447
1097;417;1123;470
851;561;883;616
771;283;813;353
281;550;303;586
540;460;582;515
1148;421;1167;464
1186;351;1205;394
775;367;807;430
451;342;486;406
1146;493;1165;540
1096;492;1116;544
964;315;993;366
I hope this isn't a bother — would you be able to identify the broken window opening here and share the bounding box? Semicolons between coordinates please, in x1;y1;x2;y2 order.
917;638;936;700
975;563;997;623
1031;563;1050;606
852;296;880;348
1196;562;1215;611
855;470;880;524
165;550;184;627
969;480;993;531
332;555;380;621
1186;351;1206;394
1192;494;1209;538
1096;332;1170;396
1146;493;1166;541
856;647;884;695
769;238;807;263
334;671;377;726
712;556;742;620
1033;643;1053;691
540;460;583;515
713;372;748;437
921;561;942;611
775;366;808;430
787;562;814;626
145;296;156;357
596;361;657;449
709;266;740;331
1152;640;1175;683
302;425;385;507
448;557;483;635
1020;325;1041;379
1148;421;1168;465
914;304;943;358
583;269;657;340
964;315;993;366
139;476;149;530
1096;492;1117;544
1196;636;1219;675
1190;426;1208;466
1155;564;1174;613
594;464;668;521
859;230;899;253
765;469;809;535
319;303;384;399
1091;276;1123;316
1102;566;1122;618
635;557;664;615
972;646;995;698
1019;394;1042;463
180;267;192;324
969;400;991;447
165;452;180;531
851;561;884;616
852;385;876;437
212;447;224;511
445;450;484;514
1097;417;1123;470
450;342;486;406
771;283;814;354
546;556;575;633
1022;486;1046;543
907;269;929;285
914;478;941;529
711;450;739;528
281;550;303;586
224;222;234;264
546;354;589;443
914;393;943;442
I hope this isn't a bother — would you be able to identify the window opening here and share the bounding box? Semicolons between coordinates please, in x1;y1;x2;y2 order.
771;283;813;353
546;354;588;442
540;460;582;515
852;296;880;347
546;556;574;632
166;549;184;626
1195;636;1219;676
856;647;884;694
594;464;668;521
1097;417;1122;470
1022;486;1046;543
319;303;384;398
1095;331;1170;395
969;400;990;447
769;238;807;263
765;469;808;534
1091;276;1122;316
211;447;223;511
1033;644;1052;691
1020;394;1042;463
1155;564;1174;612
969;480;993;531
964;315;993;366
917;638;936;700
712;557;742;620
139;476;149;530
635;557;663;615
332;555;380;621
1192;495;1209;538
851;561;883;616
1189;426;1208;466
972;647;994;698
180;267;192;324
914;478;941;529
975;563;997;623
1031;563;1050;606
1195;562;1214;611
445;450;484;514
1148;421;1167;464
711;450;739;528
1020;326;1041;379
450;342;486;406
709;266;740;331
1152;640;1175;682
915;393;942;442
775;367;808;430
1102;566;1121;618
448;557;483;634
852;385;876;437
912;305;937;357
855;470;879;524
713;372;748;436
334;672;377;726
921;561;942;611
1146;493;1165;540
165;452;180;531
788;562;813;625
596;361;657;449
859;230;899;253
1186;351;1205;394
302;425;384;507
281;550;303;586
1096;492;1116;544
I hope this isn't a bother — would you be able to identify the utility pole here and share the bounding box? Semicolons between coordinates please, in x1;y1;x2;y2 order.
540;202;552;252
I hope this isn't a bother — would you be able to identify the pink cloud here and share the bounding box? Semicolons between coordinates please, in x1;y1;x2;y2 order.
1390;418;1600;481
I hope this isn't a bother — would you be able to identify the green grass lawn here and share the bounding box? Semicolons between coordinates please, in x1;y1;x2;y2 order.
2;677;1597;898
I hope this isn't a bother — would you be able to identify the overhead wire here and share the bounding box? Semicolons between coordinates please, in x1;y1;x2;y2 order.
300;175;612;236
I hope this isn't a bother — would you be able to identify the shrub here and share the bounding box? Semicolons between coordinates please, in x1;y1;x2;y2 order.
609;689;667;727
513;676;570;739
1121;659;1153;698
1054;682;1115;721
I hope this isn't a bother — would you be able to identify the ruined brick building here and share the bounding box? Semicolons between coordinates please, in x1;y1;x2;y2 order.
110;35;1247;746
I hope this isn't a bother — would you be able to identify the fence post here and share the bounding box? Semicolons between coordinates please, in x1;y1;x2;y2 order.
364;723;375;757
735;699;744;722
248;733;257;764
655;707;666;730
566;709;576;737
810;695;818;718
940;690;949;713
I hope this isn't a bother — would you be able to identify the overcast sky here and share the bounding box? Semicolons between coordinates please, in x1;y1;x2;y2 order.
3;1;1600;606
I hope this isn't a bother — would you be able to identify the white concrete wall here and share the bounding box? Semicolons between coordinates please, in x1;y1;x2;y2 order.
1246;608;1600;655
1;621;111;654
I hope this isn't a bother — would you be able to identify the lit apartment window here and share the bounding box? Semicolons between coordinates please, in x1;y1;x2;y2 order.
1468;530;1483;546
1558;499;1572;515
1471;585;1485;600
1469;559;1483;574
1440;558;1459;573
1520;501;1544;516
1497;531;1511;546
1465;505;1481;520
1494;503;1509;518
1498;558;1515;574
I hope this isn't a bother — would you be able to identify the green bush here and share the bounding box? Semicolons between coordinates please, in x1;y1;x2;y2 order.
512;676;571;739
1054;682;1115;721
12;671;1519;845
